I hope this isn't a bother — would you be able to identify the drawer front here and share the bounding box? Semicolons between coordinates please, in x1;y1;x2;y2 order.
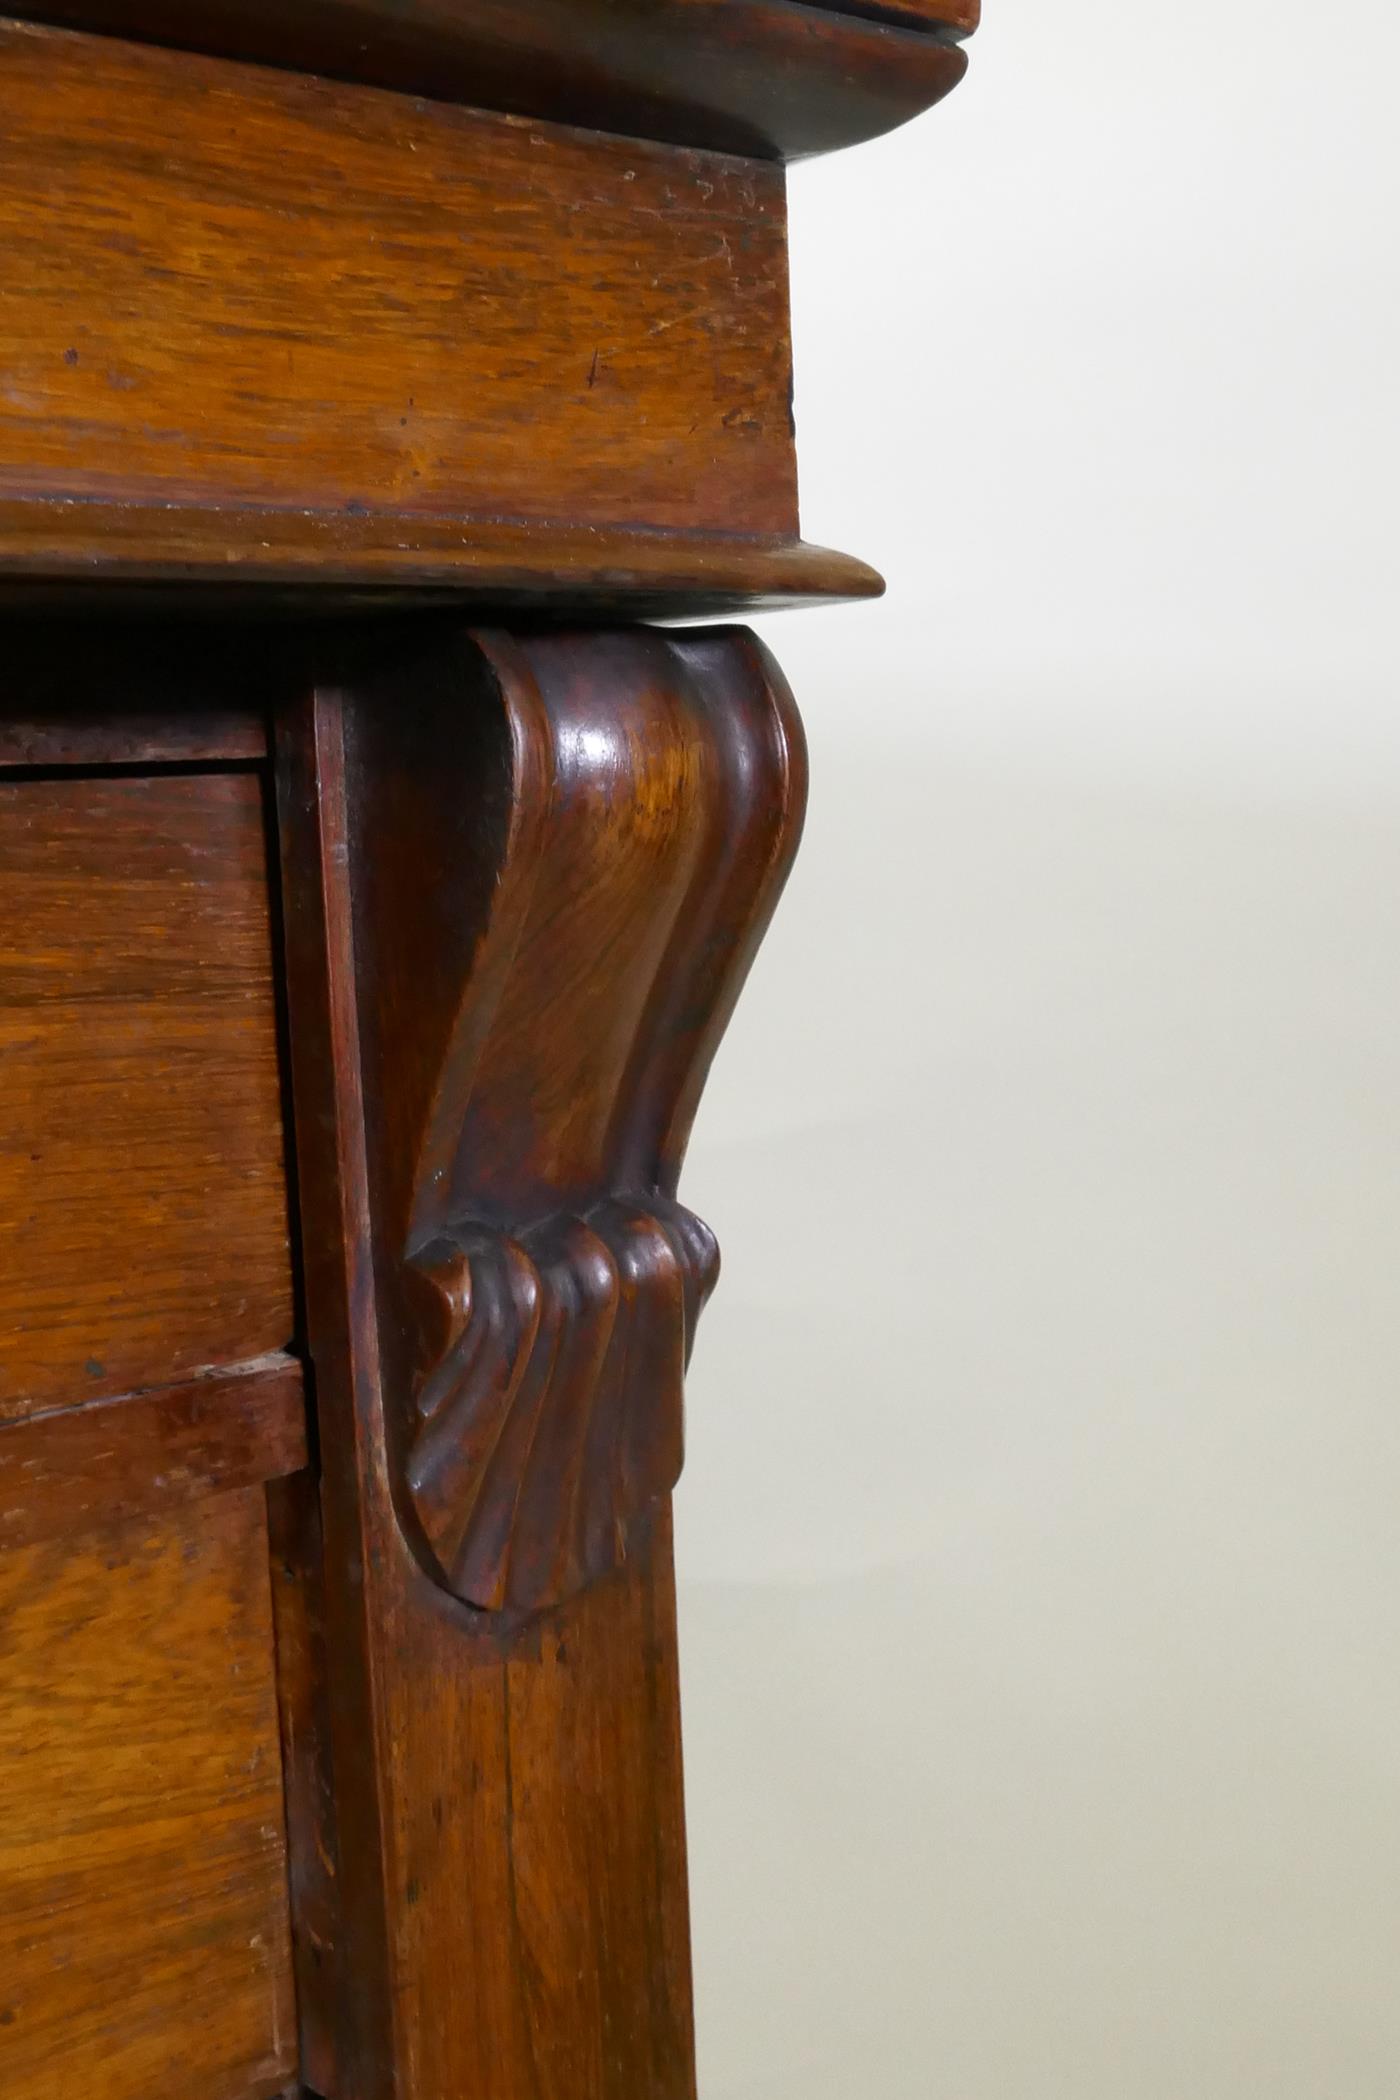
0;770;294;1420
0;1490;298;2100
0;729;306;2100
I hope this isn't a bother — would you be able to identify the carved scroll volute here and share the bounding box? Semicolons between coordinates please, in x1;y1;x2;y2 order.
342;625;806;1616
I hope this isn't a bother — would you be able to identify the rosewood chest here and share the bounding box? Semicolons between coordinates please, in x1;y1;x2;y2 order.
0;5;978;2094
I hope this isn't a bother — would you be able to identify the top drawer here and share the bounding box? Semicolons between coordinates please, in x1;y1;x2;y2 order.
0;767;294;1420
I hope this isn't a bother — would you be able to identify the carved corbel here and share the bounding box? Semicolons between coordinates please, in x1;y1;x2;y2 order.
320;624;806;1616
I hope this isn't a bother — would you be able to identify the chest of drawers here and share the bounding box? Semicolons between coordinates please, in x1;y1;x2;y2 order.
0;7;978;2093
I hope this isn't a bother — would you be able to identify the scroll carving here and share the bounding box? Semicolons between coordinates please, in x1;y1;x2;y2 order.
341;626;807;1615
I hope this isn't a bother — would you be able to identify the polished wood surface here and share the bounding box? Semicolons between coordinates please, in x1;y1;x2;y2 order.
0;1357;307;1550
0;0;977;2083
0;712;265;767
274;631;790;2096
0;505;881;618
0;1488;297;2100
0;770;294;1420
340;627;806;1615
852;0;978;23
0;23;795;544
383;1521;694;2100
267;1472;343;2100
10;0;973;160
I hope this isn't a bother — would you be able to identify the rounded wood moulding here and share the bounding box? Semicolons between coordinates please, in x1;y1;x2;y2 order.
15;0;978;159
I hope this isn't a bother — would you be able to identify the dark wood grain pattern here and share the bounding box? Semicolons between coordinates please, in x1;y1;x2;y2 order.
0;1352;306;1553
0;1357;307;1549
277;665;403;2100
0;709;265;767
0;505;881;618
0;770;294;1420
10;0;973;160
343;628;807;1615
0;23;795;545
384;1520;694;2100
267;1471;343;2100
0;0;980;2075
0;1488;297;2100
272;620;806;2097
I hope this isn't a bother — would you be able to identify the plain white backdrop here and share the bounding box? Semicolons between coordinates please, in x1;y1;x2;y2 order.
675;2;1400;2094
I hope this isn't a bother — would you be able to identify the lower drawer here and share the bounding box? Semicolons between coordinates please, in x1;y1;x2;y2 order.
0;1487;298;2100
0;714;306;2096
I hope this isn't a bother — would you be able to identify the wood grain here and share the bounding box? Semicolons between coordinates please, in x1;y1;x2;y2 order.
272;621;809;2093
276;653;709;2097
386;1518;695;2100
0;1488;297;2100
8;0;973;161
342;627;806;1615
0;22;796;544
267;1471;343;2100
0;1357;307;1549
0;710;266;767
0;0;980;2078
0;505;882;618
0;770;294;1421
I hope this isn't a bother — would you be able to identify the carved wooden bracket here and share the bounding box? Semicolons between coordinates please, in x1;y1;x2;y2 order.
323;626;806;1615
